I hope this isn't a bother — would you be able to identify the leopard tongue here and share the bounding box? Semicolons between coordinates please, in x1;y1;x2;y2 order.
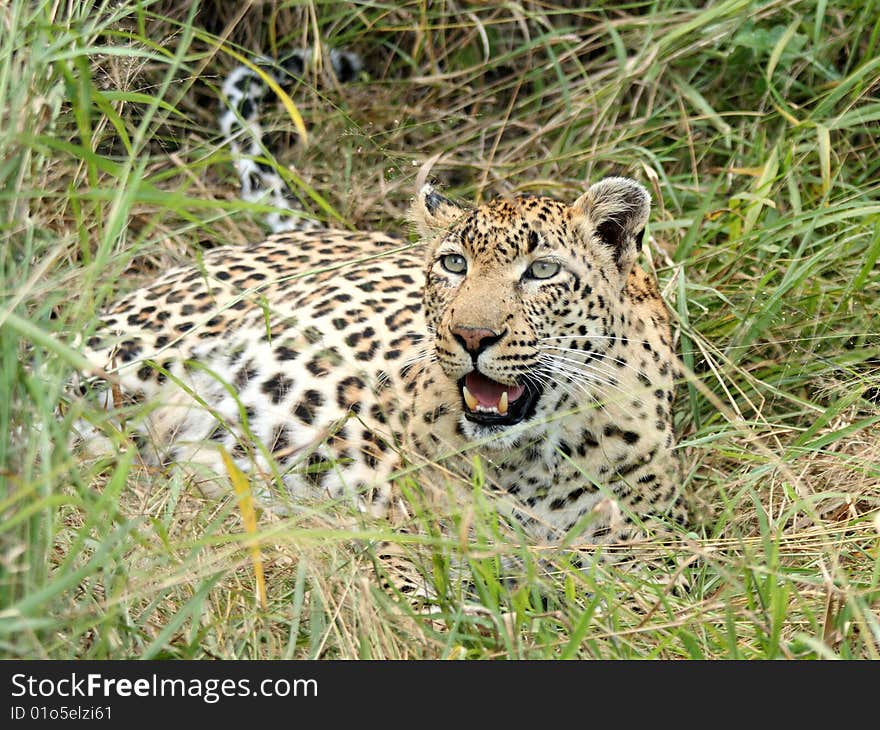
463;372;525;414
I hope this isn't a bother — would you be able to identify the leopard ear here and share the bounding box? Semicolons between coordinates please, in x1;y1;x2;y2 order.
410;184;467;238
572;177;650;281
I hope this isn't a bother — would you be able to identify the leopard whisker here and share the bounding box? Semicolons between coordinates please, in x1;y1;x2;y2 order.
539;344;648;378
536;371;601;409
536;354;634;403
534;361;608;403
399;347;437;377
538;348;635;381
527;367;608;419
532;362;616;420
537;351;630;390
539;334;660;349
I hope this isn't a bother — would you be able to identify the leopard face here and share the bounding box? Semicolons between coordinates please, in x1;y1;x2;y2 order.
414;179;653;449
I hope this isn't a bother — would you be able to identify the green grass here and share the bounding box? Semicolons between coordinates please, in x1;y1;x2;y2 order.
2;0;879;659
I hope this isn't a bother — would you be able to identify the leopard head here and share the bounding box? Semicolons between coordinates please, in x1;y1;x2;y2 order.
410;178;651;446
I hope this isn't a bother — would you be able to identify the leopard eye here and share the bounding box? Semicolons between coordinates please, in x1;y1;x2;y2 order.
525;259;560;280
440;253;467;274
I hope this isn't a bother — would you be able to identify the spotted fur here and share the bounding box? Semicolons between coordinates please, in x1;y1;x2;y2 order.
75;50;688;561
78;176;688;554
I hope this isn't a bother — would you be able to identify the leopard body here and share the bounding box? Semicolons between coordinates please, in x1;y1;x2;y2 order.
76;49;688;553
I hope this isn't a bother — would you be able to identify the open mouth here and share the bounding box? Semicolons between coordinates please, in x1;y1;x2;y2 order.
458;371;542;426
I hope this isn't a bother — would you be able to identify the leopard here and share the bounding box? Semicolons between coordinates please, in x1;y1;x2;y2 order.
75;47;689;570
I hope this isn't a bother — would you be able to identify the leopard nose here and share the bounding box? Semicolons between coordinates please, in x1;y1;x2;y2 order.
450;325;504;359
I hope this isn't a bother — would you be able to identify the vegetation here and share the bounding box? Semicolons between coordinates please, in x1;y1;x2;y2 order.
1;0;878;659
